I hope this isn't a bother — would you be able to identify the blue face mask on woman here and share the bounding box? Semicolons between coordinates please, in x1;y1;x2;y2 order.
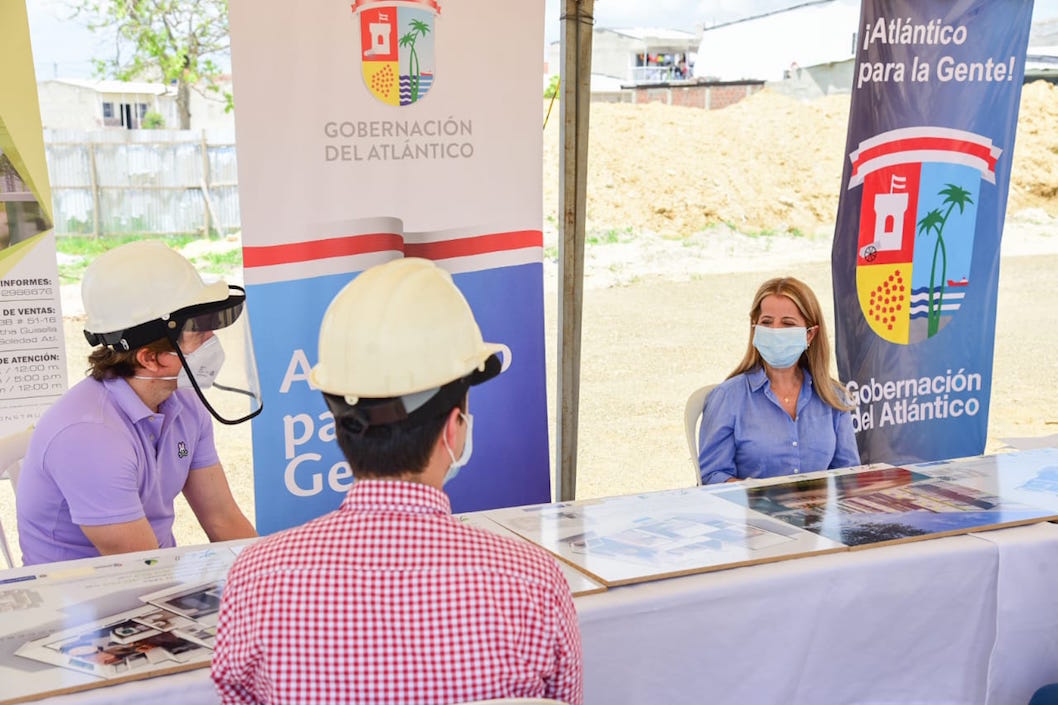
753;325;808;369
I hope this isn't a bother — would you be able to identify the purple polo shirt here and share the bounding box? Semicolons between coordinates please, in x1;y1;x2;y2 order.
16;376;219;565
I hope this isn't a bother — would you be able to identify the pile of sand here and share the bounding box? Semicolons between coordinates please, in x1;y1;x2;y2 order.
543;81;1058;238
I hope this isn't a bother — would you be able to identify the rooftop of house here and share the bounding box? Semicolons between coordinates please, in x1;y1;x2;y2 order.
605;27;698;42
40;78;174;96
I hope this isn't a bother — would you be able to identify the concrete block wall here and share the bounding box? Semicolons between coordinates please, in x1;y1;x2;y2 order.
625;82;765;110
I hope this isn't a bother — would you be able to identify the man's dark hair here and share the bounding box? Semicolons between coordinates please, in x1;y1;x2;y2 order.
331;393;468;478
86;338;175;380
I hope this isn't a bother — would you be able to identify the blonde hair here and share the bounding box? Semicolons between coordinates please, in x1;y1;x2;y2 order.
728;276;851;412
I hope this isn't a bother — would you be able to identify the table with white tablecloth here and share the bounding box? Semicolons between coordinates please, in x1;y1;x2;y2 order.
14;521;1058;705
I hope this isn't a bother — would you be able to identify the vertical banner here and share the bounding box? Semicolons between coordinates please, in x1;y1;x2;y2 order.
0;1;68;437
229;1;550;533
833;0;1033;464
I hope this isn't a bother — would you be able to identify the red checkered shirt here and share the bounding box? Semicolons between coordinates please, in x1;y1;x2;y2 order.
211;480;583;705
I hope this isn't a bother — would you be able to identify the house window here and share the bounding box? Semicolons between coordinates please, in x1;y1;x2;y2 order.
138;103;148;118
102;102;114;119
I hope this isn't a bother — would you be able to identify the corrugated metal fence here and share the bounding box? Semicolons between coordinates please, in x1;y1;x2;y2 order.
44;129;240;237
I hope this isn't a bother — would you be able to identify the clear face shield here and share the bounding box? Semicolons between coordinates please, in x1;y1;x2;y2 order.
168;286;263;425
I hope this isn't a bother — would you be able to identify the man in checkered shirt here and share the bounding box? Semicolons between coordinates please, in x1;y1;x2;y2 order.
211;258;583;705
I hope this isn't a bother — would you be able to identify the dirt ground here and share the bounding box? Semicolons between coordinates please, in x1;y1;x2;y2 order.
2;85;1057;564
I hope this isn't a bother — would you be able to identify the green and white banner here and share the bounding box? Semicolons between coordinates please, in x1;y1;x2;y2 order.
0;0;68;437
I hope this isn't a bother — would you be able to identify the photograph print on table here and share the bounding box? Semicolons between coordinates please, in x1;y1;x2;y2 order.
455;513;607;596
15;607;209;680
907;448;1058;512
712;464;1058;548
0;545;242;705
140;580;225;626
485;486;846;586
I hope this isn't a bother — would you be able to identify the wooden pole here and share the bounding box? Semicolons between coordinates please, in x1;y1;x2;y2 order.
88;142;100;238
201;130;212;237
557;0;593;502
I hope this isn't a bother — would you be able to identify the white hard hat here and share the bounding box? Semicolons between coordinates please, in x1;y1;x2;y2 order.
82;240;231;350
310;258;510;404
83;241;229;334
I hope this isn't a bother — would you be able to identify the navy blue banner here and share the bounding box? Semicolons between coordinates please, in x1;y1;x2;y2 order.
832;0;1034;464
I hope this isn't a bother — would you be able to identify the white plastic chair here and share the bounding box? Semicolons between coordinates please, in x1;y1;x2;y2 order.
684;384;717;486
0;426;34;568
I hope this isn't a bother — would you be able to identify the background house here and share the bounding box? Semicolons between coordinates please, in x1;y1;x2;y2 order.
545;26;771;108
692;1;1058;99
546;26;699;89
37;79;172;130
693;0;860;92
1027;18;1058;82
37;78;235;131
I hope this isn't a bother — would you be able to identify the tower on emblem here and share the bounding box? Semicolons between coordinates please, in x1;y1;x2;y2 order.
352;0;440;106
849;127;994;344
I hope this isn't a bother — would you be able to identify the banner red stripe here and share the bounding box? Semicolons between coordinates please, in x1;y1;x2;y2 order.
405;230;542;259
243;233;404;268
350;0;440;14
243;230;542;269
853;137;997;173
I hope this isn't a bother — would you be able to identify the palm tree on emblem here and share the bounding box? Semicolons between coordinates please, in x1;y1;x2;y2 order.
916;183;974;338
398;18;431;103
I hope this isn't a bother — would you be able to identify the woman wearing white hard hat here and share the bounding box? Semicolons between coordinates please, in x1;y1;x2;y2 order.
16;241;259;566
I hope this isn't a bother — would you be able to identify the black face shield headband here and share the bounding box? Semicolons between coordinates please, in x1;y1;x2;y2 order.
322;353;503;436
83;286;246;352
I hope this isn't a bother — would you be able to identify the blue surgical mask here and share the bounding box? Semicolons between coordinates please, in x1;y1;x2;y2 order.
753;325;808;369
442;412;473;485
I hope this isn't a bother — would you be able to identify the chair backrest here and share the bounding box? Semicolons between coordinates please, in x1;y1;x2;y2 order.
0;425;33;490
684;384;718;486
0;519;11;569
0;426;34;569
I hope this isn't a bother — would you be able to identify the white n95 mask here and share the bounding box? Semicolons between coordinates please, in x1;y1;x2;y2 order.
175;335;226;389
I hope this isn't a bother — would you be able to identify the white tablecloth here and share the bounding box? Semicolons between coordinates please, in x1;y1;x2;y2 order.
22;523;1058;705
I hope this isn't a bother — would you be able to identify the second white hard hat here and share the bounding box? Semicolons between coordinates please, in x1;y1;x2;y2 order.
310;257;510;403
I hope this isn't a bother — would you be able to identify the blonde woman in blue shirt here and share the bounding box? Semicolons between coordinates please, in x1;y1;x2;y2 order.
698;276;860;484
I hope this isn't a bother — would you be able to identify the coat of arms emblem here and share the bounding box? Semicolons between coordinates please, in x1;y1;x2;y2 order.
352;0;440;106
848;127;999;344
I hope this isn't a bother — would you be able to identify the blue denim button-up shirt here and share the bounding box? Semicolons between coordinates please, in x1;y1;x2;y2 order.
697;366;860;484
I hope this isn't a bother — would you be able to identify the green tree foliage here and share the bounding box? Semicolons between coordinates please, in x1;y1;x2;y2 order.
544;74;560;98
141;109;165;129
71;0;231;129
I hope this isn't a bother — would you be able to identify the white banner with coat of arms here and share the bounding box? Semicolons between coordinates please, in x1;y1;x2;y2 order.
228;0;551;534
